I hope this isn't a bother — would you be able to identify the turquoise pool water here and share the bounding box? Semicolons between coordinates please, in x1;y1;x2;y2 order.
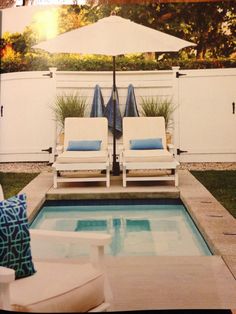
30;199;212;258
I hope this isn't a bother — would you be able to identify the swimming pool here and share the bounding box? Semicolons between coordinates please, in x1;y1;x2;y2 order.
30;199;212;258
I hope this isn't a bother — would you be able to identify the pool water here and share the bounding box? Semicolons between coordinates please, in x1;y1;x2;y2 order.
30;199;212;258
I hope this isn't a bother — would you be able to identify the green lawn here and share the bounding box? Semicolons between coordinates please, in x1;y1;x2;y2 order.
191;170;236;218
0;172;39;200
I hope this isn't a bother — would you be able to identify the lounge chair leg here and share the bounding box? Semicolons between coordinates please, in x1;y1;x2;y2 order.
106;165;110;188
175;171;179;187
53;170;58;189
123;166;127;187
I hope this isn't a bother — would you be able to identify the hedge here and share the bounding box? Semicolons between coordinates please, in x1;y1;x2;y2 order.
1;53;236;73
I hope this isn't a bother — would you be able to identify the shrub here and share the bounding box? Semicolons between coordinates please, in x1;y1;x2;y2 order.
1;52;236;73
52;92;87;129
140;96;176;129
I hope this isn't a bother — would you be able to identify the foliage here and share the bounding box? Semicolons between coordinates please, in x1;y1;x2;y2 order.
1;3;236;73
1;30;38;54
28;6;88;43
0;6;88;72
1;53;236;73
191;171;236;218
140;96;176;129
52;92;87;129
0;172;38;200
85;2;236;59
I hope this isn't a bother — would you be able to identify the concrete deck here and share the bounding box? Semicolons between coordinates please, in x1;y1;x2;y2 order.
106;256;236;311
20;170;236;311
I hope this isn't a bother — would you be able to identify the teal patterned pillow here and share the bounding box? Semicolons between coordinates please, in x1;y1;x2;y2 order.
0;194;36;279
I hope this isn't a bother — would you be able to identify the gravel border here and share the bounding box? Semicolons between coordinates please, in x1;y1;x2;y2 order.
0;162;52;173
0;162;236;173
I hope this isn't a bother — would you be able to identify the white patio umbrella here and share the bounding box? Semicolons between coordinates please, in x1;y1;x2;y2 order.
34;15;196;175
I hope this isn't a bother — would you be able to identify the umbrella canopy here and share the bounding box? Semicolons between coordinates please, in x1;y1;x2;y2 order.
34;15;196;175
34;15;195;55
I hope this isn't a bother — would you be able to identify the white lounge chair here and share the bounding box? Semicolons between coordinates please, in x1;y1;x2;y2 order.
0;185;4;201
0;229;112;312
122;117;179;187
53;117;110;188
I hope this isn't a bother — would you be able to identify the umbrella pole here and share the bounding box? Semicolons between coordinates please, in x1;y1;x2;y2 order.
112;56;120;176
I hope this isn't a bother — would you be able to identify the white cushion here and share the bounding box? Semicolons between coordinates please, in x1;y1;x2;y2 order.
123;149;175;163
56;150;108;163
11;261;104;313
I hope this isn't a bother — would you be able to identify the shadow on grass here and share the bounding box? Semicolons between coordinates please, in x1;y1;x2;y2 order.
191;170;236;219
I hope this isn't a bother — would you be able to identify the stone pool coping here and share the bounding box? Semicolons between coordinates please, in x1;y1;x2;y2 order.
20;169;236;280
179;170;236;280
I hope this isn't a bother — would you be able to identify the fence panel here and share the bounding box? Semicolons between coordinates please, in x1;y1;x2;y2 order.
0;71;56;162
1;68;235;163
176;69;236;162
55;70;174;146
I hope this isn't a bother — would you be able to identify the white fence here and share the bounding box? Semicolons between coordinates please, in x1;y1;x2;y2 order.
0;67;236;163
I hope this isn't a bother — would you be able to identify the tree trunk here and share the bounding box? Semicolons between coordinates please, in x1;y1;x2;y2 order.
23;0;33;5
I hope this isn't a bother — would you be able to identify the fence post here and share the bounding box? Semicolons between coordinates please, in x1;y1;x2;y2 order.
172;66;180;160
49;67;57;163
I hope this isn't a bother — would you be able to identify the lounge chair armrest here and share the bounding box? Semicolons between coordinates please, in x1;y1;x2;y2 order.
30;229;112;270
0;267;15;310
120;147;126;163
30;229;111;246
0;266;15;284
167;143;174;155
107;149;112;162
0;184;4;201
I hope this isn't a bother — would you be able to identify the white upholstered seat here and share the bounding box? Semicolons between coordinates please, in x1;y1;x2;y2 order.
53;117;110;188
0;229;112;313
122;117;179;187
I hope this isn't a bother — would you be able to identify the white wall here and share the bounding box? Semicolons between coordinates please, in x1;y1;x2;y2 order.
0;68;235;163
55;70;173;111
54;69;174;146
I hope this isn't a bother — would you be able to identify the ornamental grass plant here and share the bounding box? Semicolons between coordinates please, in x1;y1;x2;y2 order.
140;96;176;130
52;92;87;129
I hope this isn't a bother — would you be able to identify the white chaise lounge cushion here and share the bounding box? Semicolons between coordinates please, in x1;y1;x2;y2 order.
10;261;104;313
123;149;175;163
56;150;108;163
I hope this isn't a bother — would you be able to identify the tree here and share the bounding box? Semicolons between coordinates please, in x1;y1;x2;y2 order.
84;1;236;59
0;0;16;9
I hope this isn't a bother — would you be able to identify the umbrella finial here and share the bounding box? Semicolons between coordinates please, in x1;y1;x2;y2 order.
110;10;117;16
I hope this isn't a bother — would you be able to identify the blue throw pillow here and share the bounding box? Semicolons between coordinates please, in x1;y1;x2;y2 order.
130;138;163;150
0;194;36;279
67;140;102;151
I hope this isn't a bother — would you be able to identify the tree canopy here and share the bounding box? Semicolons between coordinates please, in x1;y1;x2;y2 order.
84;1;236;59
1;2;235;72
